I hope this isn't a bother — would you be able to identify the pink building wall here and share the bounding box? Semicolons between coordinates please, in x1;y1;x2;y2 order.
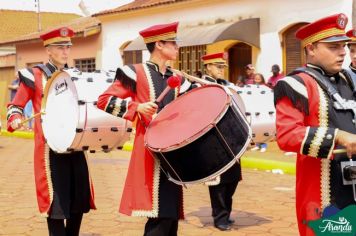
16;33;101;69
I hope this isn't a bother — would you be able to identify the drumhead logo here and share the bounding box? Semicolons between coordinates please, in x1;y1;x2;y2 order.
55;80;68;95
308;205;356;236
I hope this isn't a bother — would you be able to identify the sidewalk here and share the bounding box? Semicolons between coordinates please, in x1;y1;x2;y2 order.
0;136;298;235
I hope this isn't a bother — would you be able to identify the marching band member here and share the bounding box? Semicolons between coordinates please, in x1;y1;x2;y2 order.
202;52;241;231
274;13;356;236
97;22;196;236
7;27;95;236
346;29;356;75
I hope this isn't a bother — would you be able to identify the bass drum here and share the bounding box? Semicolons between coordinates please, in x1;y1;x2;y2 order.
235;84;276;143
41;69;131;153
145;85;251;185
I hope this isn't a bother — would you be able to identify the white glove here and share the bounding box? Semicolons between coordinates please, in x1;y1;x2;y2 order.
10;118;22;130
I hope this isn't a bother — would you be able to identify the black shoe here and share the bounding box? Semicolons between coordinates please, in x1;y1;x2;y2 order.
214;224;231;231
228;219;235;225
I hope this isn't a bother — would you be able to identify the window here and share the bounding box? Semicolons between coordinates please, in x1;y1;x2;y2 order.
178;45;206;75
283;23;308;74
123;50;142;65
74;58;96;72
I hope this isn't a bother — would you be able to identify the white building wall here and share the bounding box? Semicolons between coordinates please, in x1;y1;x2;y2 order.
100;0;352;76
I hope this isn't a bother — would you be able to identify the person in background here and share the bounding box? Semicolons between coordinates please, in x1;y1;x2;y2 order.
194;70;202;78
8;73;19;101
346;29;356;74
267;64;284;88
202;52;241;231
250;73;268;152
23;100;33;131
236;64;255;86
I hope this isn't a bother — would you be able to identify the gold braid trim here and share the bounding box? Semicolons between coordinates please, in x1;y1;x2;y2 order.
320;159;331;210
302;28;345;47
131;158;160;217
143;31;177;44
308;85;328;157
143;63;156;102
317;85;331;211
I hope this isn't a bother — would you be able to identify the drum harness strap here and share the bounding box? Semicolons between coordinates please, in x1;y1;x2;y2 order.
292;67;356;127
34;64;53;80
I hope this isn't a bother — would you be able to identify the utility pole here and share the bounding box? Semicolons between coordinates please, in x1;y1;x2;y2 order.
35;0;41;32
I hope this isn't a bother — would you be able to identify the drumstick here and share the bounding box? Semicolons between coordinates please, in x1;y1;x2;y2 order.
333;149;346;154
20;111;45;125
170;68;214;85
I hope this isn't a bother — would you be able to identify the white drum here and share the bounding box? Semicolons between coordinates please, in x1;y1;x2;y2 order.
41;69;131;153
235;84;276;143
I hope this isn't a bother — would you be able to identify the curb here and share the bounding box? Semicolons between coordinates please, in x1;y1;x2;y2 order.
241;156;296;175
1;129;34;139
1;129;295;174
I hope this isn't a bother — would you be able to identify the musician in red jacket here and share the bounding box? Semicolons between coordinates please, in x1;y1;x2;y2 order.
97;22;196;236
7;27;95;236
274;13;356;236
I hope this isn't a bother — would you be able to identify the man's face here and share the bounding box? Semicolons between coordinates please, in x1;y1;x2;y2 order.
46;45;71;67
157;41;179;61
349;44;356;67
307;42;346;74
207;63;225;79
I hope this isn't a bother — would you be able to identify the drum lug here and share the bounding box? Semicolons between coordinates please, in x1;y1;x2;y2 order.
87;78;94;82
260;90;266;94
247;91;252;95
269;111;275;115
127;128;133;132
117;146;123;150
245;112;251;116
255;112;260;116
101;145;109;151
106;78;114;83
93;101;98;105
252;133;256;138
71;77;79;81
82;146;89;151
90;150;96;153
76;128;83;133
264;133;270;136
111;127;118;132
78;100;85;105
91;128;98;132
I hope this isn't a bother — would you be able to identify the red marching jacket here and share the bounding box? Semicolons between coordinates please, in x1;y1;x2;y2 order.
273;67;356;236
7;66;96;216
97;63;194;218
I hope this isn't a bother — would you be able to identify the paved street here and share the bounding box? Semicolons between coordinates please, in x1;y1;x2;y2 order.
0;136;298;235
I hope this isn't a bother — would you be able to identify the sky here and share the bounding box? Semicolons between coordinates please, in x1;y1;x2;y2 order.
0;0;133;15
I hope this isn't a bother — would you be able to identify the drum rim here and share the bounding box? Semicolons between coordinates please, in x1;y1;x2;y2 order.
145;85;232;152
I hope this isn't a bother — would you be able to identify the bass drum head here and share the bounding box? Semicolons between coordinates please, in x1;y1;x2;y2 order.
42;71;79;153
145;85;229;151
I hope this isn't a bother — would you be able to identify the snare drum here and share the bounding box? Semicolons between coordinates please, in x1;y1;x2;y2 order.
145;84;251;185
235;84;276;143
41;69;131;153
